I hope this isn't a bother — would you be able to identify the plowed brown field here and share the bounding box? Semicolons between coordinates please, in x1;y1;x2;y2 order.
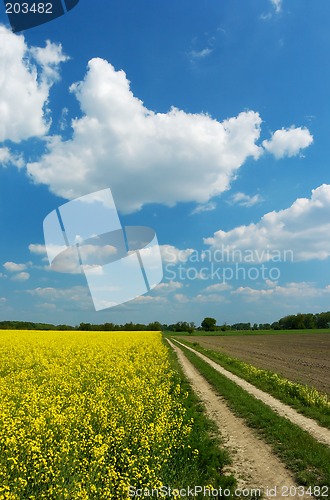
179;333;330;395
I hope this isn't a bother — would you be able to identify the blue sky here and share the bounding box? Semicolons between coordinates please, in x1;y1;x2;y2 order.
1;0;330;327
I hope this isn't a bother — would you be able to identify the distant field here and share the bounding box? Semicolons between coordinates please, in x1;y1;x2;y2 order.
168;328;330;337
178;333;330;394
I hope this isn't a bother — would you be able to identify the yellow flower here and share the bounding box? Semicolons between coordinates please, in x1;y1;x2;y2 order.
0;330;195;499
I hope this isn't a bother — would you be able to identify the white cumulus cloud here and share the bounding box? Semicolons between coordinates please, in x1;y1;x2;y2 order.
29;243;47;256
204;283;232;292
0;26;67;143
3;261;28;272
27;286;92;310
160;245;195;264
30;40;69;82
205;184;330;262
232;282;330;300
0;147;23;167
154;281;183;293
262;126;313;159
27;57;265;213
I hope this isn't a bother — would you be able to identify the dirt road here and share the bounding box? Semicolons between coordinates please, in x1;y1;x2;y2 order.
172;339;330;447
167;339;320;499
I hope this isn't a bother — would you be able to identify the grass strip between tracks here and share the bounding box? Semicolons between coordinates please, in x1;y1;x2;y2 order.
172;340;330;488
172;337;330;430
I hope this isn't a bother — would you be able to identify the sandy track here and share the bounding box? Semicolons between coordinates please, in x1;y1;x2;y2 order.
172;339;330;448
167;339;314;499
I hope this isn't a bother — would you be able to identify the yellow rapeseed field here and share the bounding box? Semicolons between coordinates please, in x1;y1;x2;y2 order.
0;330;195;499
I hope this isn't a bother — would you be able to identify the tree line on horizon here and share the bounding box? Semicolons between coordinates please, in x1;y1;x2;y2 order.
0;311;330;332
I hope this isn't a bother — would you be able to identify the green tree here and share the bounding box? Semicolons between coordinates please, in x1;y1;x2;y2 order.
201;317;217;331
78;322;92;331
